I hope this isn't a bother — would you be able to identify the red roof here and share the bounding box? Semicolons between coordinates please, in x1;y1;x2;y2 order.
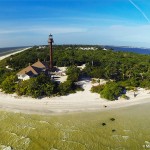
17;60;48;76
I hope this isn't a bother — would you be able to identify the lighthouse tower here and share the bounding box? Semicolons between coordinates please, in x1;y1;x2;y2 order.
48;34;54;70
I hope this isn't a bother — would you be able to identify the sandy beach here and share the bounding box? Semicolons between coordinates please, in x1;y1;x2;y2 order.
0;78;150;115
0;49;150;115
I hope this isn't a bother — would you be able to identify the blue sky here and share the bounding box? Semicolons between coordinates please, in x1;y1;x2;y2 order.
0;0;150;47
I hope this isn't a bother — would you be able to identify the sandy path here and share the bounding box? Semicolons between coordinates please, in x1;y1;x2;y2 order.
0;79;150;115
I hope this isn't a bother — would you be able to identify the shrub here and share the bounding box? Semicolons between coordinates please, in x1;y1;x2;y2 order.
16;73;58;98
1;75;17;93
58;80;76;95
140;80;150;89
66;66;80;82
91;85;104;94
100;82;123;100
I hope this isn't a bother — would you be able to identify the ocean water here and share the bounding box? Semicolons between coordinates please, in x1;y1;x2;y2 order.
0;102;150;149
104;45;150;54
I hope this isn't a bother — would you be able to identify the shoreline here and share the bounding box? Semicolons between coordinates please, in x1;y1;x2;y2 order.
0;47;32;61
0;80;150;115
0;97;150;116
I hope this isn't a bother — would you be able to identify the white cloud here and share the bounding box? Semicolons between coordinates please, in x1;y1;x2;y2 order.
1;24;150;48
0;26;87;34
0;26;87;47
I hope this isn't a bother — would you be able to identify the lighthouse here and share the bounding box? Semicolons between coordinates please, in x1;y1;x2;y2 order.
48;34;54;70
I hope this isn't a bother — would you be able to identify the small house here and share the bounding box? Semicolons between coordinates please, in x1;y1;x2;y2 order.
17;60;49;80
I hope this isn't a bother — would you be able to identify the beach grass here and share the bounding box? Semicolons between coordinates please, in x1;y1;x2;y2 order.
0;104;150;150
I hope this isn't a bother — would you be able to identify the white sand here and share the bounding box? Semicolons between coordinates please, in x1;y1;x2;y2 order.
0;79;150;115
0;49;150;115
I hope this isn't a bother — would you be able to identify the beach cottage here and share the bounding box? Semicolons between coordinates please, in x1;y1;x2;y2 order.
17;60;49;80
